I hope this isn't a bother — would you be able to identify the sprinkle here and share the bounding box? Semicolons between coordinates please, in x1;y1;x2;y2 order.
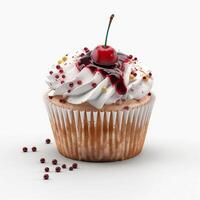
22;147;28;152
55;75;59;79
46;139;51;144
143;76;147;81
44;167;49;172
68;90;71;93
128;55;133;59
48;96;53;99
69;166;73;171
133;72;137;77
148;72;152;77
62;164;66;169
62;56;67;62
62;75;66;79
61;80;64;84
55;166;61;173
56;65;61;70
92;83;97;88
148;92;152;96
58;60;62;64
40;158;45;164
49;71;53;75
59;99;65;103
32;147;37;152
69;82;74;87
129;74;135;81
43;174;49;180
59;69;64;74
72;163;78;169
84;47;89;52
133;57;138;61
101;87;107;93
52;159;57;165
77;80;82;85
123;106;129;110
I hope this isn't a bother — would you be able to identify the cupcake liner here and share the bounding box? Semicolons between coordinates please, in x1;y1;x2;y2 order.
44;95;155;161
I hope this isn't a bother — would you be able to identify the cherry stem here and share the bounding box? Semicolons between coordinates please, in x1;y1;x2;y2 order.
104;14;114;47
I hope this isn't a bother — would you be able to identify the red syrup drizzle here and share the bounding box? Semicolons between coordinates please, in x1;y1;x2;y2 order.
76;51;128;95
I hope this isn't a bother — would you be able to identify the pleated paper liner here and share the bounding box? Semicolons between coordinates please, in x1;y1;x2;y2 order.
44;94;155;161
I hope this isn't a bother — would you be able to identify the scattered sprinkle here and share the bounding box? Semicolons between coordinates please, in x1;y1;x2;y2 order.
58;60;62;64
59;69;64;74
62;75;66;79
62;56;67;62
148;72;152;77
68;90;71;93
92;83;97;88
52;159;57;165
32;147;37;152
55;75;59;79
143;76;147;80
69;82;74;87
72;163;78;169
43;174;49;180
55;166;61;173
77;80;82;85
44;167;49;172
101;87;107;93
128;55;133;59
45;139;51;144
61;80;65;84
40;158;45;164
56;65;61;70
22;147;28;152
148;92;152;96
69;166;73;171
49;71;53;75
48;96;53;99
62;164;66;169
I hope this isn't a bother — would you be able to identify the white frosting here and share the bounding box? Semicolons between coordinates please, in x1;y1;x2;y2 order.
46;51;153;109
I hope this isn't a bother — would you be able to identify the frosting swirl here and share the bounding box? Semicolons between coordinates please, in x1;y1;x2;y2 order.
46;49;153;109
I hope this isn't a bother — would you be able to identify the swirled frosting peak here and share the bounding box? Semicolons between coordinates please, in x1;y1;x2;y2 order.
46;48;153;109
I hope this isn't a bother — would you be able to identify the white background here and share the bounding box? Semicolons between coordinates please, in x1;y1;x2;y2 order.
0;0;200;199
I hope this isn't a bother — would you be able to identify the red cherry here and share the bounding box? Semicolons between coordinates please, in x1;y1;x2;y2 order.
91;45;118;66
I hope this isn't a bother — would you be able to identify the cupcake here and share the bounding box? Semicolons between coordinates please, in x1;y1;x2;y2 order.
44;14;155;161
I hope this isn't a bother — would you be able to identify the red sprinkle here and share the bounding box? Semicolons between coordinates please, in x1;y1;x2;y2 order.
92;83;97;88
84;47;89;52
49;71;53;75
22;147;28;152
44;167;49;172
62;75;66;79
61;80;64;84
55;75;59;79
148;92;152;96
55;166;61;173
149;72;152;77
69;82;74;87
45;139;51;144
143;76;147;80
69;166;73;171
133;72;137;77
68;90;71;93
40;158;45;164
43;174;49;180
62;164;66;169
32;147;37;152
59;69;64;74
56;65;61;70
77;80;82;85
72;163;78;169
52;159;57;165
128;55;133;59
133;57;138;61
48;96;53;99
